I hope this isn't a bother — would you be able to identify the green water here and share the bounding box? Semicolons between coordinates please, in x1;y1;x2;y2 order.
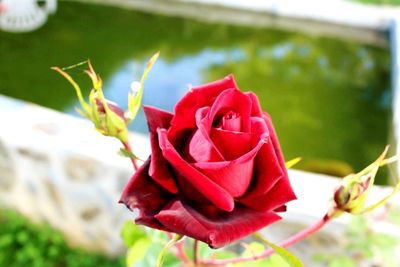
0;2;393;183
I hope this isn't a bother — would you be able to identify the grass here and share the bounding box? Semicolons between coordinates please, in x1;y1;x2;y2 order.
0;209;124;267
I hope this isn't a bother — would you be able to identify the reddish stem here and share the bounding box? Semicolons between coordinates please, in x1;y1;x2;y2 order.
122;141;139;171
193;240;200;265
201;213;332;266
177;241;191;264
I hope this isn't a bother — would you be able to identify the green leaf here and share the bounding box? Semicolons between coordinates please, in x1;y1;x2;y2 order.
119;148;143;161
120;221;146;248
241;242;265;257
126;238;151;267
234;242;274;267
328;257;356;267
254;233;304;267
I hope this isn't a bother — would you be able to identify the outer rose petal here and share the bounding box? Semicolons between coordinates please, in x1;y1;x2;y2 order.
143;106;178;193
246;92;263;117
243;117;284;198
158;128;235;212
264;112;288;178
119;159;172;230
155;199;281;248
239;174;297;212
168;75;238;146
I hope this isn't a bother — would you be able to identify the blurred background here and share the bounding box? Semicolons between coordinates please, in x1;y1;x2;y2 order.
1;0;400;266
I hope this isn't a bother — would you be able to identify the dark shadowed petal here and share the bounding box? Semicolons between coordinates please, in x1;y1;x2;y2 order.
242;117;284;198
208;88;252;132
182;107;225;162
158;128;235;212
119;158;173;229
155;199;281;248
239;175;297;212
193;133;266;197
135;209;168;231
143;106;178;193
168;75;238;145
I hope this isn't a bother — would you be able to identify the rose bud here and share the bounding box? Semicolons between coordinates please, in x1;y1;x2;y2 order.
91;96;128;142
331;146;399;216
120;75;297;248
333;174;372;214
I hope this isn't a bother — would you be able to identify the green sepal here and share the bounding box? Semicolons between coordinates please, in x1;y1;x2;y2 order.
119;148;143;161
52;66;91;116
126;52;160;123
285;157;302;169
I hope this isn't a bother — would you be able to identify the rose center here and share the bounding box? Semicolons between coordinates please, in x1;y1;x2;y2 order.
217;111;242;132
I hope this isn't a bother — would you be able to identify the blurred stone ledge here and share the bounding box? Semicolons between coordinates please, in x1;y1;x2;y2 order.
0;94;399;260
0;95;150;256
73;0;400;46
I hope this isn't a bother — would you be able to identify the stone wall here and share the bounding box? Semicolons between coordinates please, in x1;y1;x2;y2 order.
0;95;149;256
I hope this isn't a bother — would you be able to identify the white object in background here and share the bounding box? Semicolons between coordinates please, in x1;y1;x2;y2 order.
0;0;57;33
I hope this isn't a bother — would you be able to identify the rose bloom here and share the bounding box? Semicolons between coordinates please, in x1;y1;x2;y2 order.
120;75;296;248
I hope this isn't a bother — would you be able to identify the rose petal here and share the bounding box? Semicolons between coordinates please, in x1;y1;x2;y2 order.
158;128;235;212
242;117;284;198
168;75;238;146
246;92;263;117
155;199;281;248
264;112;288;177
210;127;252;160
194;159;253;198
207;88;252;133
239;175;297;212
182;107;225;162
119;159;173;230
143;106;178;193
193;133;267;197
220;111;242;132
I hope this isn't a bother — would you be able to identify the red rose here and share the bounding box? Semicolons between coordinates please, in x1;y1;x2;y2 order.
120;75;296;248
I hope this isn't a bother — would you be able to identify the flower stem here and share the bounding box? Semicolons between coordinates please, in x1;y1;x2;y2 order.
200;213;332;266
193;240;200;265
122;141;139;171
177;239;191;264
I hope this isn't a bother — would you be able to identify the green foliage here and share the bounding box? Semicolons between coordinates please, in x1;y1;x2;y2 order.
314;215;400;267
353;0;400;5
121;221;180;267
0;209;124;267
0;1;392;184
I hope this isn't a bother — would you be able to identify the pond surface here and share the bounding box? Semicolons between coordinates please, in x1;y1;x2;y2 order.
0;2;393;183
